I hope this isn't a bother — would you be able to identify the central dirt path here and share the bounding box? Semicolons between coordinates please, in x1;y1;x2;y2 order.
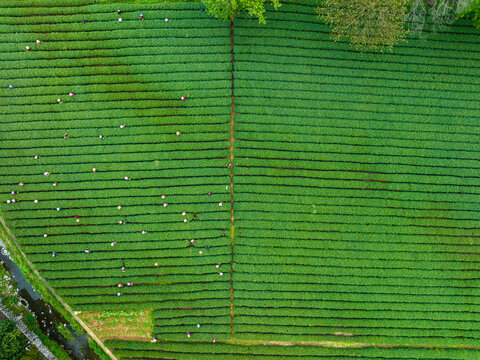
229;19;236;340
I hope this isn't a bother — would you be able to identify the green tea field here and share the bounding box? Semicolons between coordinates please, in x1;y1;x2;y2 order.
0;0;479;359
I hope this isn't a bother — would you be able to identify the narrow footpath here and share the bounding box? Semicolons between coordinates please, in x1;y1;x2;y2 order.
229;19;236;340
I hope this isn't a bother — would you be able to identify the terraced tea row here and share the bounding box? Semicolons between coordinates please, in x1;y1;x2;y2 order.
1;0;480;358
105;339;479;359
232;0;480;348
0;0;233;342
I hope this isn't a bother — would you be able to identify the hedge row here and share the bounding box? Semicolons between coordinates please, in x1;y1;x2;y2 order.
104;339;479;360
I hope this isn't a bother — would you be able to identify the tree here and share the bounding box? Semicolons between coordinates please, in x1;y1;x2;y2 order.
407;0;474;37
0;319;28;360
458;0;480;27
19;346;42;360
202;0;281;23
316;0;410;51
0;319;13;337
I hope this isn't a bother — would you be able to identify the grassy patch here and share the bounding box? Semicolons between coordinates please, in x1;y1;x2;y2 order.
79;310;153;341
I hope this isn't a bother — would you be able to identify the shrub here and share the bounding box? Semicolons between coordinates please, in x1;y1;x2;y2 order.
407;0;474;37
203;0;281;23
19;346;42;360
0;319;28;360
316;0;410;51
458;0;480;27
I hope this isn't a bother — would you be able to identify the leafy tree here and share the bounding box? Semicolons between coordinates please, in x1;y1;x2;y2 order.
0;319;28;360
202;0;281;23
0;319;13;337
19;346;42;360
407;0;474;37
316;0;410;51
23;313;36;330
458;0;480;27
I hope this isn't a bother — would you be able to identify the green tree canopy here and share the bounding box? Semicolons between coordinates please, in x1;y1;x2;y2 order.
316;0;410;51
0;319;28;360
202;0;281;23
19;346;42;360
458;0;480;27
407;0;475;36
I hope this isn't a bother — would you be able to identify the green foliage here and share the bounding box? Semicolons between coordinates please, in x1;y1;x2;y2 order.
90;341;112;360
0;319;15;337
0;320;28;360
203;0;281;23
19;346;42;360
458;0;480;26
30;329;71;360
23;313;37;329
2;295;19;308
56;322;74;341
94;309;149;319
316;0;410;51
407;0;474;37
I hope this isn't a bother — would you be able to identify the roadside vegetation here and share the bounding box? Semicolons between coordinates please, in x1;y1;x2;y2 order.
0;263;69;360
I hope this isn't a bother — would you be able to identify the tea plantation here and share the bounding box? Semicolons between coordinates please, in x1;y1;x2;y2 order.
0;0;479;358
